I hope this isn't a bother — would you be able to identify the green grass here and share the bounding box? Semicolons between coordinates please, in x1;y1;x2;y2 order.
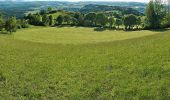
0;27;170;99
10;27;160;44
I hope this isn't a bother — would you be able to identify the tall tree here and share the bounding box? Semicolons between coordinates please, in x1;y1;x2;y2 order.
115;19;122;29
42;14;49;26
123;14;138;30
84;12;96;26
64;15;71;25
96;13;107;27
73;13;84;26
108;17;115;28
136;16;142;29
56;15;64;25
20;19;29;28
145;0;164;29
49;15;54;26
40;10;47;15
5;17;17;34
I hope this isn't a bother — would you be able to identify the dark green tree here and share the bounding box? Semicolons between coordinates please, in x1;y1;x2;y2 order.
64;15;71;25
145;0;164;29
123;14;138;30
48;7;53;13
56;15;64;25
108;17;115;28
84;12;96;26
21;19;29;28
40;10;47;15
115;19;122;29
73;13;84;26
5;17;17;34
96;13;107;27
49;15;54;26
42;14;49;26
136;16;142;29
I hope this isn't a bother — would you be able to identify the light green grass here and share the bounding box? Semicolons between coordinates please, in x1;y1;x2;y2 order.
0;27;170;99
11;27;160;44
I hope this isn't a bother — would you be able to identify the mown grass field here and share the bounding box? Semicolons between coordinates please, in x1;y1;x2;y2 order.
0;27;170;99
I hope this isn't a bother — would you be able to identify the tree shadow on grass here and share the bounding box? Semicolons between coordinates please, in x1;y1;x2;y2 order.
94;27;106;32
149;28;170;32
0;31;9;34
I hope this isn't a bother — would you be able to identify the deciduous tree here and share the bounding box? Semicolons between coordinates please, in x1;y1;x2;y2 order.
56;15;64;25
84;12;96;26
96;13;107;27
5;17;17;34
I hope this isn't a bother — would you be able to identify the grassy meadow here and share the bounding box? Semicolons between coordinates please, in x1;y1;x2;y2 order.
0;27;170;99
13;27;159;44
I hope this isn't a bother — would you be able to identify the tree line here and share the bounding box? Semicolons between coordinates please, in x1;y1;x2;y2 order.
0;0;170;34
0;14;29;34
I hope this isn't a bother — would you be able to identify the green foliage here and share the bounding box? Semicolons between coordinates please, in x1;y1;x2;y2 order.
115;18;122;29
5;17;17;33
63;15;71;25
20;19;29;28
84;12;96;26
49;15;54;26
136;16;142;29
123;14;138;30
48;7;53;12
56;15;64;25
145;0;164;29
96;13;107;27
163;13;170;27
108;17;115;28
42;14;50;26
27;13;42;26
73;13;84;26
40;10;47;15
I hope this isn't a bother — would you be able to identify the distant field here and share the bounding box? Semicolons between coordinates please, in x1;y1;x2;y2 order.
0;27;170;99
8;27;160;44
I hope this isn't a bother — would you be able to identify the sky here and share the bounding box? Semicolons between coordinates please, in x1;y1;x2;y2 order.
0;0;149;2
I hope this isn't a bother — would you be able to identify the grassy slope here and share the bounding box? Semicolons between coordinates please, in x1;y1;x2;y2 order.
0;27;170;99
12;27;159;44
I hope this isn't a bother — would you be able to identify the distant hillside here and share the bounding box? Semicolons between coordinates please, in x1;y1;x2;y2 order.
80;4;143;16
0;1;146;18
